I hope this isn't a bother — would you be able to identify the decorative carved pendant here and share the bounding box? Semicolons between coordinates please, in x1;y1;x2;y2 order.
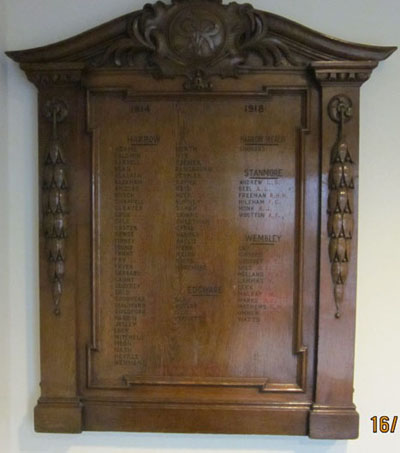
42;99;69;316
327;95;354;319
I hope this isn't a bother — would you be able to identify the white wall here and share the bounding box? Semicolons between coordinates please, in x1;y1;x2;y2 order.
0;1;10;452
1;1;399;452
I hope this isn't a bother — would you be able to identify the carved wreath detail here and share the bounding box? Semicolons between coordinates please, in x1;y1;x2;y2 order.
93;0;300;89
43;100;68;316
327;95;354;319
169;7;224;59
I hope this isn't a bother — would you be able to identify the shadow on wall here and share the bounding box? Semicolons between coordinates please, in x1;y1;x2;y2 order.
18;424;349;453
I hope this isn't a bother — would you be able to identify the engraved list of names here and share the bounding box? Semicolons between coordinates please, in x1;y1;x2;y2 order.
92;93;304;385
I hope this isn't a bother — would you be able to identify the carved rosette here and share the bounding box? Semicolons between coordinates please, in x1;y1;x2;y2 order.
92;0;300;89
327;95;354;319
42;100;69;316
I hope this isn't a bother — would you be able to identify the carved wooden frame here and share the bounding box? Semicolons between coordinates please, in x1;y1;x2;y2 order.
6;0;396;439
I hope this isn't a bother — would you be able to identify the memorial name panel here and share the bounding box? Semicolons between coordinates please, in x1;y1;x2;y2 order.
92;93;303;386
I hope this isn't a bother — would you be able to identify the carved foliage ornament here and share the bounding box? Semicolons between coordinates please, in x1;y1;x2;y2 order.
42;100;69;316
327;95;354;319
94;0;300;89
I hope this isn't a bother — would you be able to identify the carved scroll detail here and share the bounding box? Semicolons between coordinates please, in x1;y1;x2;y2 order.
43;100;68;316
91;0;301;87
327;95;354;319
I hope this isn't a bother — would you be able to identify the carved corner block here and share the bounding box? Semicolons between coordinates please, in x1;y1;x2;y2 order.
311;61;378;87
309;406;359;439
20;63;84;88
34;398;83;433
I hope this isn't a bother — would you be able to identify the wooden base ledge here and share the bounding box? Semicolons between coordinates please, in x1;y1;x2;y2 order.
83;402;309;436
309;405;359;439
34;398;83;433
33;400;359;438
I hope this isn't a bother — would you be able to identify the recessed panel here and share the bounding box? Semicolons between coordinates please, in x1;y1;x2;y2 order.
90;92;305;388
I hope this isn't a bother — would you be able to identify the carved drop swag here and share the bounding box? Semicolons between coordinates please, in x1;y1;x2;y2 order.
327;95;354;319
43;99;69;316
7;0;395;439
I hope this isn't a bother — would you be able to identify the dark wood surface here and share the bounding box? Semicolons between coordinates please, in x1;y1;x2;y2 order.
6;0;396;439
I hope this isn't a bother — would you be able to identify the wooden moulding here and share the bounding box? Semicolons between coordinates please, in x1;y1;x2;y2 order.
6;0;396;439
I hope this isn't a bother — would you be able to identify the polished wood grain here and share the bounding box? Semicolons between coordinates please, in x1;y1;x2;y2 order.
6;0;396;439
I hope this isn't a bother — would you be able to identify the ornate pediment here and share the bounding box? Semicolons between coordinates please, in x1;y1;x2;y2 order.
7;0;396;88
90;0;302;82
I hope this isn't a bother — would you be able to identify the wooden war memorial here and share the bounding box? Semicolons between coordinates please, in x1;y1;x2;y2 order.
7;0;396;439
